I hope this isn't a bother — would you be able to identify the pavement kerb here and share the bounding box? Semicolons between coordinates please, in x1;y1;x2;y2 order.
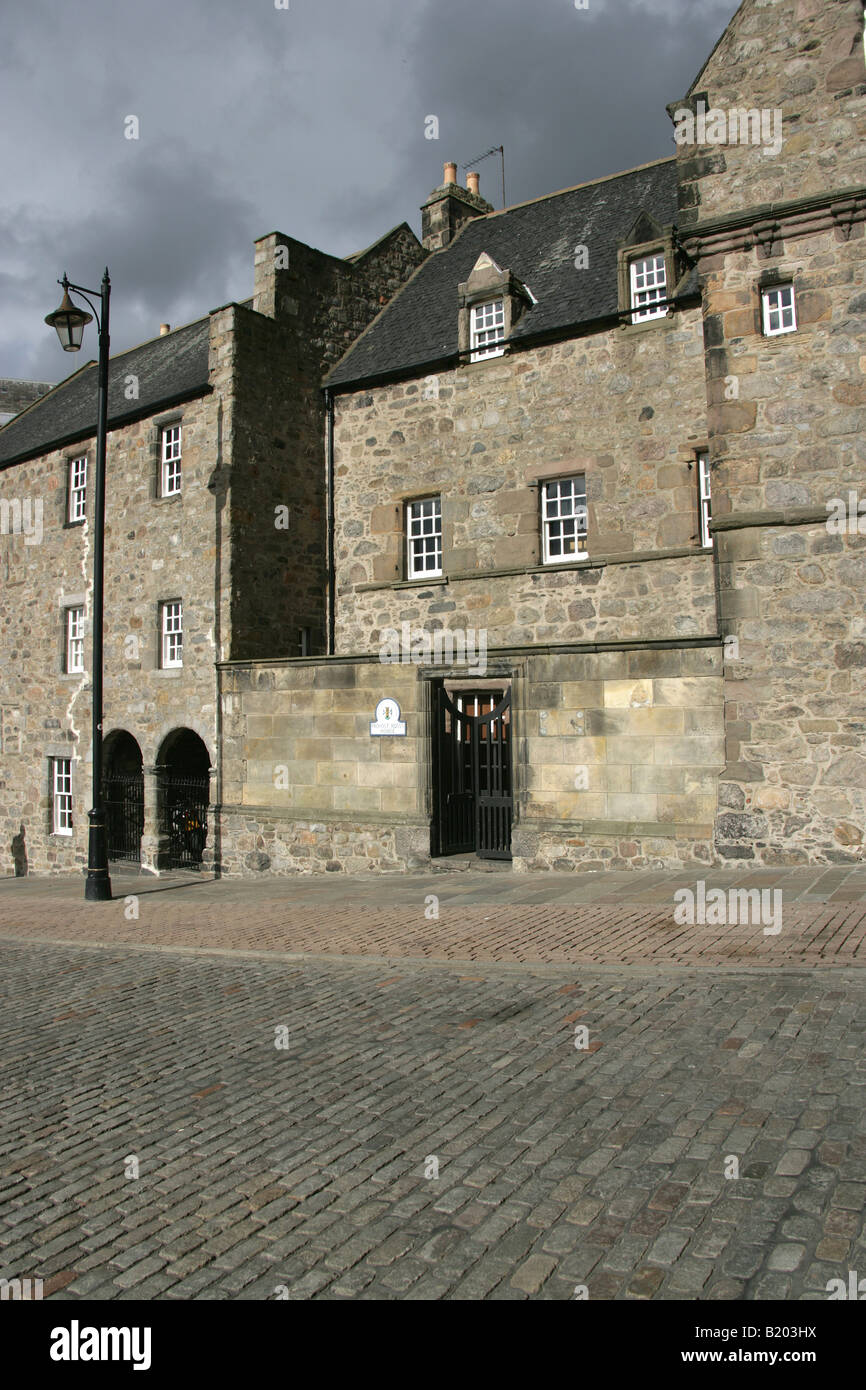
1;931;863;979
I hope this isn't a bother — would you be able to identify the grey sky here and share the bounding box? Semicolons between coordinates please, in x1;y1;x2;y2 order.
0;0;740;384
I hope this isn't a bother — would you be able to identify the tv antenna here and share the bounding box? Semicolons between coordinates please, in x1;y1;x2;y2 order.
462;145;506;210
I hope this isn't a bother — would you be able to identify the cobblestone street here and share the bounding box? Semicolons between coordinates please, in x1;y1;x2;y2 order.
1;869;865;1301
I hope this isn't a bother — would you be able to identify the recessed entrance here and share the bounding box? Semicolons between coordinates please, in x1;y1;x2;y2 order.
156;729;211;869
102;730;144;865
432;683;513;860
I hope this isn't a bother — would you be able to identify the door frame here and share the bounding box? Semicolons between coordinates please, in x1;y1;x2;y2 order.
430;678;514;859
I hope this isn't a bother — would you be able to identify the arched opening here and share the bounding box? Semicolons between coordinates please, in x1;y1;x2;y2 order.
156;729;211;869
102;730;144;865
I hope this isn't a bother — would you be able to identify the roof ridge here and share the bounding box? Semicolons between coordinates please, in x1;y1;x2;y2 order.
480;156;676;221
102;313;210;366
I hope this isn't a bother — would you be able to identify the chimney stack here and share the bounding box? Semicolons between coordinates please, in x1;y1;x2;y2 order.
160;323;170;336
420;159;493;252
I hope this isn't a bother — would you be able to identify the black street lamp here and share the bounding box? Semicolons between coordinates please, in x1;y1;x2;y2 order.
46;270;113;901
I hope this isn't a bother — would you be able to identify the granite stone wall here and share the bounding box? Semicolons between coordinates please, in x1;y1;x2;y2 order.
227;225;427;664
675;0;866;228
0;386;219;876
333;315;714;657
677;0;866;865
0;225;426;878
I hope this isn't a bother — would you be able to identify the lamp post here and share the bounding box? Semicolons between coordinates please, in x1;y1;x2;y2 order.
45;270;113;901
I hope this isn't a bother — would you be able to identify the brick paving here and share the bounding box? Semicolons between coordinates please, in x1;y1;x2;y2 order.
0;863;865;967
1;941;865;1300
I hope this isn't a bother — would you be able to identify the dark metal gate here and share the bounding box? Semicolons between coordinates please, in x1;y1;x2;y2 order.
102;771;144;864
159;772;209;868
433;686;512;859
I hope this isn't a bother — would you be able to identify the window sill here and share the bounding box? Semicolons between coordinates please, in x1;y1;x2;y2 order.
156;666;183;676
618;312;671;336
398;575;446;589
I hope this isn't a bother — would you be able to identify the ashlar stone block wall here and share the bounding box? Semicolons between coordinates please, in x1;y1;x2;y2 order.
513;645;724;871
216;657;428;874
214;642;725;876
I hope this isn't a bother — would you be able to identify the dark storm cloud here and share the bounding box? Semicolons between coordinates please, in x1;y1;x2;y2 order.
3;155;254;383
0;0;739;385
379;0;741;221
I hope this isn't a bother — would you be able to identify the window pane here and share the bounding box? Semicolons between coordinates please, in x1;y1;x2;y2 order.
69;457;87;521
470;298;505;361
630;255;667;322
407;498;442;576
543;476;588;563
53;758;73;833
162;600;183;666
162;426;182;494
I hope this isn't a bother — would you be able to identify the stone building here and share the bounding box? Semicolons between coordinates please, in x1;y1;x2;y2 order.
0;379;54;427
216;0;866;876
0;224;424;875
2;0;865;879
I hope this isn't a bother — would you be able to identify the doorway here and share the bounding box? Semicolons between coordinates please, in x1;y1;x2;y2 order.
155;729;211;868
432;683;513;859
102;730;144;865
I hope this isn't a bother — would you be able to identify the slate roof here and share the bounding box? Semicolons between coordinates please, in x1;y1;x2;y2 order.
0;315;212;468
327;157;698;390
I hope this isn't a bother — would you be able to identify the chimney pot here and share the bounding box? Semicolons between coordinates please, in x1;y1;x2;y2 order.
443;161;457;186
466;171;480;196
160;323;170;336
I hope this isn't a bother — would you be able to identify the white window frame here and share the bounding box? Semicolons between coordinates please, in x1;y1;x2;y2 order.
470;298;505;361
697;450;712;549
762;284;796;337
52;758;73;835
65;606;85;674
630;253;667;323
161;424;182;496
541;476;588;565
68;456;87;523
406;498;442;579
161;600;183;668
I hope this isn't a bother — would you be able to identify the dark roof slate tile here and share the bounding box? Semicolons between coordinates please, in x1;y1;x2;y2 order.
0;315;211;467
327;158;694;389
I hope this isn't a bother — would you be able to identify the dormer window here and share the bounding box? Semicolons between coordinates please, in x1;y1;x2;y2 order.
458;254;531;364
617;215;680;330
470;299;506;361
629;253;667;323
